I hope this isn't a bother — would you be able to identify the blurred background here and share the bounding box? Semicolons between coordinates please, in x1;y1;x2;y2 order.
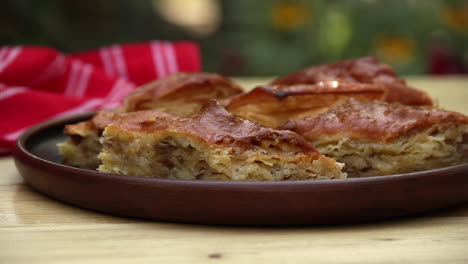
0;0;467;76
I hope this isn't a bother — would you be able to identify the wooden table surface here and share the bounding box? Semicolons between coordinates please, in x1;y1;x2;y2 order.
1;77;468;263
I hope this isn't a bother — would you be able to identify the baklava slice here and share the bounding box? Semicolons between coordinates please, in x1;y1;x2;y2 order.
98;101;346;181
281;99;468;177
122;72;243;116
223;81;385;128
271;57;433;106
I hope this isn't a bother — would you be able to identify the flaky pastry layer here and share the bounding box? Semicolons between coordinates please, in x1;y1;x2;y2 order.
122;72;243;116
97;101;346;180
271;56;433;106
59;72;244;169
282;99;468;177
312;125;467;177
224;81;385;128
98;128;345;181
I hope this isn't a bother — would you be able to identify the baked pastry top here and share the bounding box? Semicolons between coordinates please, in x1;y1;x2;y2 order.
64;111;112;137
224;81;385;128
107;100;320;156
281;99;468;177
98;101;346;181
122;72;243;116
60;72;244;169
271;57;433;106
59;65;465;180
60;108;109;168
282;98;468;142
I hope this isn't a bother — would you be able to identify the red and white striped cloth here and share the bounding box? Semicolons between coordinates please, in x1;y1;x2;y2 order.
0;41;200;154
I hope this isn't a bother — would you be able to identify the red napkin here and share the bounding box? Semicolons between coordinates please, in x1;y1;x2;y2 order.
0;41;200;154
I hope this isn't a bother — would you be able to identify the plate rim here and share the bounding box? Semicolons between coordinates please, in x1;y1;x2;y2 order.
12;112;468;225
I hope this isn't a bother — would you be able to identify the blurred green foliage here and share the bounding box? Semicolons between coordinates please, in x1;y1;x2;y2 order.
1;0;467;76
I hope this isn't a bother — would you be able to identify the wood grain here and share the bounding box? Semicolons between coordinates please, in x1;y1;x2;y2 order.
1;77;467;263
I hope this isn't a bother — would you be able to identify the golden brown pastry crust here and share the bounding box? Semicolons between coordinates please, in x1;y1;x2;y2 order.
98;101;347;181
109;100;320;158
62;72;244;166
122;72;243;114
224;81;386;128
60;110;170;169
271;57;433;106
63;110;114;136
63;119;95;138
282;98;468;142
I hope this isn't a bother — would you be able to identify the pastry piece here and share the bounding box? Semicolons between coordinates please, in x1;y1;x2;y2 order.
271;57;433;106
281;99;468;177
58;110;161;169
224;81;385;128
122;72;243;116
59;72;243;169
98;101;346;181
58;120;101;169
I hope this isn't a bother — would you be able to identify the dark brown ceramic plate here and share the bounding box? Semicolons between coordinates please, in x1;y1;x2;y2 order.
13;113;468;226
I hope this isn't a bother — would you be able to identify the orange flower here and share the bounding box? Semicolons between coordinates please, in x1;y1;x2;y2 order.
443;4;468;32
375;36;415;65
271;2;309;31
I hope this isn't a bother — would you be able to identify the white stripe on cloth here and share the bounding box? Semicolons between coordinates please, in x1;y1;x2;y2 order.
151;41;167;78
74;64;92;97
0;47;10;62
106;79;126;103
110;45;128;79
0;86;27;101
100;79;135;108
99;48;115;76
64;61;81;96
28;55;66;86
2;98;104;142
163;42;178;74
0;47;22;73
51;98;103;118
64;61;92;97
3;127;28;142
101;102;121;109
